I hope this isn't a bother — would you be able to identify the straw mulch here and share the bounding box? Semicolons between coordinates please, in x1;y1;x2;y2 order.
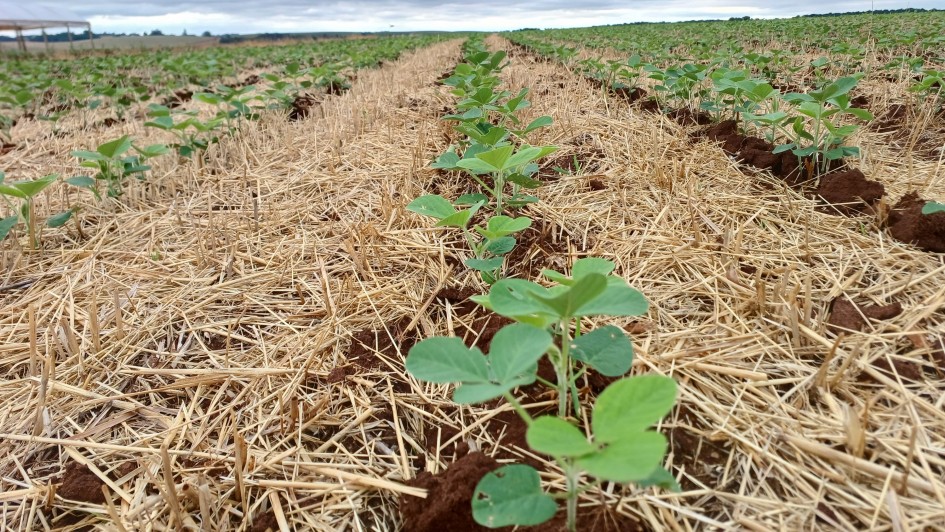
1;32;944;531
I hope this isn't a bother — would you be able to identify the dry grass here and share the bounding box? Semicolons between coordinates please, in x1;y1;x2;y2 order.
1;32;943;531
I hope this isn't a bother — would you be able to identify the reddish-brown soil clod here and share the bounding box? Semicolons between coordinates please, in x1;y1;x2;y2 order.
697;120;805;184
638;99;661;113
850;94;869;109
58;462;106;504
238;74;262;88
815;168;885;215
325;81;349;96
589;178;606;191
249;509;279;532
0;142;15;156
165;89;194;109
401;451;643;532
886;192;945;252
288;94;319;121
863;355;924;383
612;86;647;103
929;338;945;377
401;452;501;532
668;406;731;492
667;108;712;126
326;365;350;384
826;296;903;334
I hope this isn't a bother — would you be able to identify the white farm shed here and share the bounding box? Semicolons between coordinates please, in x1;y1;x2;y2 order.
0;3;93;51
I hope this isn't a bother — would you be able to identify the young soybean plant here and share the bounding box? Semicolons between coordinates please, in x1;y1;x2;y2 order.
406;194;530;285
0;172;76;248
406;258;678;531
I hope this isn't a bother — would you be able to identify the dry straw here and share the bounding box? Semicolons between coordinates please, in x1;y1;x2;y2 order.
0;32;943;531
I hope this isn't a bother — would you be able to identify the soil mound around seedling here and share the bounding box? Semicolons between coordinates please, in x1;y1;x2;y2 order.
696;120;804;184
826;296;903;334
400;451;646;532
886;192;945;252
401;452;500;532
816;169;885;215
668;108;712;126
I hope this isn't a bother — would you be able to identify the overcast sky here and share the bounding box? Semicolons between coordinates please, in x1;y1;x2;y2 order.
23;1;945;34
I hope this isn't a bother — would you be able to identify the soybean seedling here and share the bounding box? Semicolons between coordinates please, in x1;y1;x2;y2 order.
406;258;677;531
774;76;873;176
0;172;75;248
407;194;531;284
71;136;169;198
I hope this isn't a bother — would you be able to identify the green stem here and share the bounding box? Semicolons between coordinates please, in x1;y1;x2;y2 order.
564;462;580;532
502;392;533;426
557;320;573;418
494;173;505;215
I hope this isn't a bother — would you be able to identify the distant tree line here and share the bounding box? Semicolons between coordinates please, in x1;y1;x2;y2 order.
798;7;940;17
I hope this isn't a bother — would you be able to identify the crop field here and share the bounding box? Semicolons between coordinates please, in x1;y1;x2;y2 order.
1;11;944;531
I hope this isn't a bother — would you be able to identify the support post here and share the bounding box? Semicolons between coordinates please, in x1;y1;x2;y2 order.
42;29;49;52
15;28;26;52
66;23;73;50
87;25;94;50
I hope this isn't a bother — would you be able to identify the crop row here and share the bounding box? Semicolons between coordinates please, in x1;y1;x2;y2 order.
0;35;450;247
0;34;451;142
403;38;677;531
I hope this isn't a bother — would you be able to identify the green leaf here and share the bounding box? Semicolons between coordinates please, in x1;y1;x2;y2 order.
456;157;498;174
436;209;475;228
922;202;945;215
46;210;74;228
72;150;108;162
572;258;616;279
575;277;649;317
593;375;677;442
465;257;504;271
576;432;667;482
407;194;455;220
97;136;133;158
484;215;531;238
454;382;512;404
533;273;608;318
472;465;557;528
405;337;488;384
456;193;488;206
485;236;516;255
571;325;634;377
464;145;514;173
144;116;175;130
526;416;595;457
0;215;18;240
136;144;170;158
431;150;461;170
507;146;557;169
635;466;681;491
488;278;555;318
506;172;542;189
488;324;551;383
521;115;553;134
65;176;96;189
4;174;57;199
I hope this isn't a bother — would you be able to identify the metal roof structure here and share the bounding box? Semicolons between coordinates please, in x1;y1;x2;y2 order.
0;2;92;50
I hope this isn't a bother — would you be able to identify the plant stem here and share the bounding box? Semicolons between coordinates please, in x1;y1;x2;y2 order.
502;392;533;426
557;320;573;418
564;462;580;532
